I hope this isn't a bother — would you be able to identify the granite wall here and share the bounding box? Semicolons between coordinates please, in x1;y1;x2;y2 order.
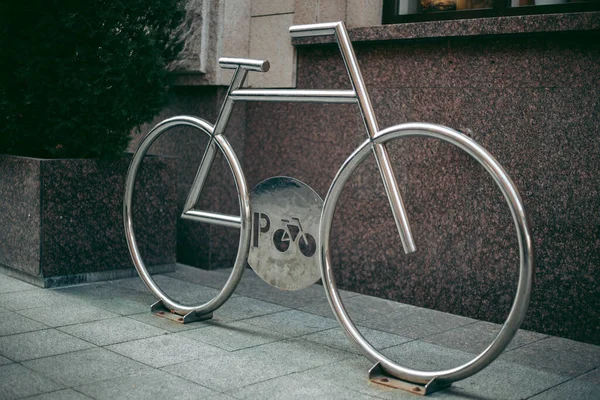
0;155;178;287
0;156;42;277
243;31;599;345
143;23;599;345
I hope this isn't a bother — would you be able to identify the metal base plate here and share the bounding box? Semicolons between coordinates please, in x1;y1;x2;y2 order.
151;300;213;324
368;363;451;396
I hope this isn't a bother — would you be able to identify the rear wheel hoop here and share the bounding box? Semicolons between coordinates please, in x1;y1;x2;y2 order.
123;116;251;316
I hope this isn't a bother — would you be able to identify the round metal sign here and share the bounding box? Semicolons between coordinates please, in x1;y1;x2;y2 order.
248;176;323;290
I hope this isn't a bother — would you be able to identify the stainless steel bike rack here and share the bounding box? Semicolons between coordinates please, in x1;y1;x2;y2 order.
124;21;533;396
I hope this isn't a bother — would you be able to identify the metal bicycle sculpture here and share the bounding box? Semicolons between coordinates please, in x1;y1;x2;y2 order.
124;22;533;395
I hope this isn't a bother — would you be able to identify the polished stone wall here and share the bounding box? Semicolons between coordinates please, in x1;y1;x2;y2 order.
0;156;42;277
0;156;177;287
243;31;599;345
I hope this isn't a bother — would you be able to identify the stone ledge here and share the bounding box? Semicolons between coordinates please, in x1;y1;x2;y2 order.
0;263;176;288
292;12;600;45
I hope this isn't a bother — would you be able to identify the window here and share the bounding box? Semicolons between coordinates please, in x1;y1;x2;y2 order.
382;0;600;23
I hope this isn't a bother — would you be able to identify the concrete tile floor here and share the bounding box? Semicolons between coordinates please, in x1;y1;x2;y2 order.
0;265;598;400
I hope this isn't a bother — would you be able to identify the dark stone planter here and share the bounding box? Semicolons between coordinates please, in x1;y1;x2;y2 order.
0;154;178;287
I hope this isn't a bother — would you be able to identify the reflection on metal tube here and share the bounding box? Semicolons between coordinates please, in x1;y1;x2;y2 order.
181;210;242;229
229;89;357;104
218;57;270;72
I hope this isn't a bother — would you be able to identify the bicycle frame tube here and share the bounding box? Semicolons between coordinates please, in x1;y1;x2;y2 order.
181;67;249;225
229;89;357;103
331;22;416;254
210;22;416;253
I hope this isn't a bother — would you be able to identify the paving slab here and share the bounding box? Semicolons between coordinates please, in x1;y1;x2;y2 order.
359;301;476;339
75;369;220;400
210;295;289;323
0;328;95;361
529;378;600;400
422;320;548;354
299;298;338;319
301;292;413;322
244;338;353;373
179;320;287;351
380;306;476;339
127;311;213;332
228;370;383;399
114;274;225;305
164;338;351;392
106;333;225;368
162;346;300;392
204;395;238;400
58;316;168;346
168;265;360;304
450;359;570;400
53;282;158;315
377;340;570;400
0;273;38;294
164;264;236;289
302;294;476;339
0;363;64;400
52;282;116;300
18;304;118;328
381;340;475;372
79;294;156;316
242;309;339;337
234;278;333;310
23;347;154;387
499;336;600;377
24;389;93;400
305;345;570;400
303;355;419;400
0;309;47;336
110;276;160;293
577;368;600;384
301;326;412;355
1;267;599;400
0;354;12;365
204;268;339;309
0;289;77;311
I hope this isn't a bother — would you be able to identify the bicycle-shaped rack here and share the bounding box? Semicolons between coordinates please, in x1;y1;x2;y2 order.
124;21;533;396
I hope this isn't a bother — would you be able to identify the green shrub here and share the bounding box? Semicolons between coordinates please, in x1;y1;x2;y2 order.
0;0;183;158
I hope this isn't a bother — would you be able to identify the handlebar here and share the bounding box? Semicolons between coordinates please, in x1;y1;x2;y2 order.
219;58;270;73
289;22;343;38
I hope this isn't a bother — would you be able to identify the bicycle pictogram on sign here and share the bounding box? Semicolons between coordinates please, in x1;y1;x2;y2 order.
273;217;316;257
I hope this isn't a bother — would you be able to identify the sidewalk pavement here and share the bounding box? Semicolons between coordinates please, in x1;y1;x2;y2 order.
0;265;598;400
